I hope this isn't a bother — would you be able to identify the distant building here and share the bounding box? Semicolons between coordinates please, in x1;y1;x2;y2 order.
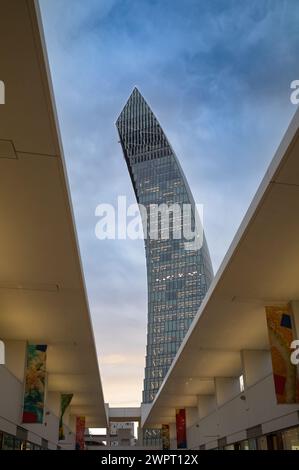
110;422;135;447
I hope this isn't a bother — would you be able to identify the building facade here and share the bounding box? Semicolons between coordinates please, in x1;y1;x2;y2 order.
116;88;213;404
110;422;135;447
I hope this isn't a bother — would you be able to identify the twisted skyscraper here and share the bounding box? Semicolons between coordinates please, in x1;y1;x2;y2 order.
116;88;213;404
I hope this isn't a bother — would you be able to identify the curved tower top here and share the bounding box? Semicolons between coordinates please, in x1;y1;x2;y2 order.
116;88;213;404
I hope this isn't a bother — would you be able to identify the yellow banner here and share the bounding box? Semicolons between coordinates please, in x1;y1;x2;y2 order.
161;424;170;450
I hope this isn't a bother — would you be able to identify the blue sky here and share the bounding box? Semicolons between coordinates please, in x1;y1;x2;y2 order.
39;0;298;406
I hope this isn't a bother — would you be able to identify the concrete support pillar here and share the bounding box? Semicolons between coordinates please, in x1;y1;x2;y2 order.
186;407;198;427
58;407;75;449
0;340;27;427
106;421;111;448
137;424;143;446
197;395;217;419
4;340;27;382
69;414;76;434
46;392;60;416
169;422;177;450
104;403;110;447
241;350;272;389
43;391;60;444
215;377;240;406
186;407;199;449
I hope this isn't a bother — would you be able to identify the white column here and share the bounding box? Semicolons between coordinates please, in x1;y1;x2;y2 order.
186;407;199;449
137;424;143;447
197;395;217;419
241;350;272;388
46;392;60;416
69;414;76;433
186;407;198;427
169;422;177;450
4;340;27;382
215;377;240;406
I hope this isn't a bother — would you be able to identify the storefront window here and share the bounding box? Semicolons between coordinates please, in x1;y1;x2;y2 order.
240;439;250;450
14;438;22;450
266;432;284;450
24;442;34;450
248;438;258;450
0;433;38;450
282;427;299;450
2;434;15;450
224;444;235;450
257;435;268;450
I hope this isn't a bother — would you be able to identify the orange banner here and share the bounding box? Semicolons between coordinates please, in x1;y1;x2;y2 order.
265;305;299;403
162;424;170;450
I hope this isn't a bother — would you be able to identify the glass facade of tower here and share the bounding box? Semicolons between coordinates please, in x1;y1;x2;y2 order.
116;88;213;404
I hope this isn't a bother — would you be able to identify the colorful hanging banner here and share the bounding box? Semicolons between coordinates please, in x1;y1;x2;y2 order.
266;305;299;404
22;344;47;423
161;424;170;450
59;393;73;440
75;416;86;450
176;408;187;449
